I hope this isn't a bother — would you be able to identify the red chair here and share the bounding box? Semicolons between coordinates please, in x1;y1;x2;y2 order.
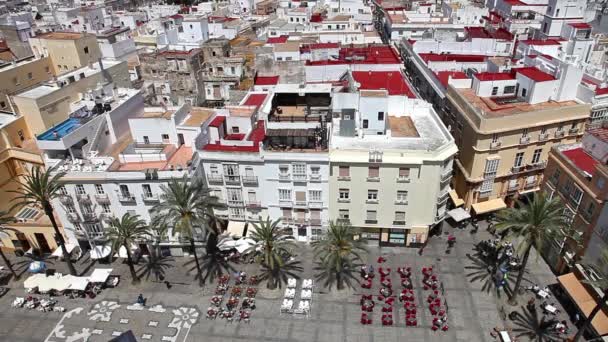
442;325;449;331
431;325;439;331
438;309;446;317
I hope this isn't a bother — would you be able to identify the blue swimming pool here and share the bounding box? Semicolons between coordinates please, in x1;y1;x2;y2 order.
38;118;82;141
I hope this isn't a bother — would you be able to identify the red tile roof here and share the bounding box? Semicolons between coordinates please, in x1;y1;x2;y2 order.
435;71;468;87
254;75;279;86
209;116;225;128
419;53;487;63
310;13;323;22
352;71;415;97
243;93;268;106
465;27;514;40
267;35;289;44
568;22;591;29
514;67;556;82
306;45;400;65
504;0;545;5
596;88;608;96
169;14;183;19
588;127;608;143
203;121;265;153
474;72;516;81
519;39;562;46
562;147;598;175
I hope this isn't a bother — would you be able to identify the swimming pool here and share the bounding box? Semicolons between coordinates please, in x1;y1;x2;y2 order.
38;118;82;141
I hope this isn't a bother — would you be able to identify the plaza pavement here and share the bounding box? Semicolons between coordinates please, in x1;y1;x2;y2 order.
0;220;573;342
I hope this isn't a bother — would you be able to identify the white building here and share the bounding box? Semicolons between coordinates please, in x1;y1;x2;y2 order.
329;71;457;246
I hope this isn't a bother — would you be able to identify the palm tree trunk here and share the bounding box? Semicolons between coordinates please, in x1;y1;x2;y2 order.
509;244;531;306
125;244;140;284
190;238;203;287
572;291;608;341
44;205;76;275
0;248;18;280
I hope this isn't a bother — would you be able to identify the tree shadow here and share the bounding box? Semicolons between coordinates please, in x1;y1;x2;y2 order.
13;254;55;278
136;251;174;282
184;251;235;285
78;255;97;277
258;258;303;289
314;257;362;292
511;305;562;341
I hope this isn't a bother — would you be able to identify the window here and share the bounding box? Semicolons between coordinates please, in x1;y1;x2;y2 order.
311;166;320;176
0;101;4;108
396;191;408;203
295;191;306;204
95;184;104;195
223;164;239;177
282;208;292;219
367;190;378;201
378;112;384;121
27;72;33;80
227;188;242;202
338;166;350;178
279;165;289;175
309;190;322;201
161;134;169;141
504;85;516;94
585;202;595;219
368;166;379;178
292;163;306;179
82;204;93;214
531;149;542;164
73;222;82;233
398;167;410;179
571;185;583;204
522;128;529;137
119;184;130;197
521;88;527;97
362;120;369;128
491;87;498;96
369;150;383;162
279;189;291;201
366;210;377;222
142;184;153;197
597;177;605;189
143;136;150;144
557;125;564;132
339;188;350;200
491;133;499;143
550;169;560;184
210;164;219;175
480;179;494;193
12;76;18;85
76;184;86;195
232;126;240;133
570;122;577;129
59;186;68;195
338;209;350;219
45;66;50;74
101;203;111;213
514;152;524;167
394;211;405;222
66;203;76;213
84;46;89;54
85;223;103;238
540;127;547;134
563;207;574;224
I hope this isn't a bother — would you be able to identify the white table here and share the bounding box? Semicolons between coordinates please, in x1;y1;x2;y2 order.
544;304;557;314
499;331;512;342
537;290;550;298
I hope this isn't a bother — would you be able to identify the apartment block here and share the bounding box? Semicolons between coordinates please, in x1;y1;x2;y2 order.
29;31;102;75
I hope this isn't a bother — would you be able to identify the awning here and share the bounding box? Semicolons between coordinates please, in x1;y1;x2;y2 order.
90;245;112;260
116;245;139;259
23;274;46;290
218;238;238;251
235;238;256;254
449;190;464;207
558;272;608;336
89;268;113;283
66;275;90;291
471;198;507;215
226;221;247;238
447;207;471;223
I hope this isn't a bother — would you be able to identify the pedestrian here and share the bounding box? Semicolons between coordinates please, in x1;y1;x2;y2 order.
418;246;424;255
165;281;172;289
137;294;145;306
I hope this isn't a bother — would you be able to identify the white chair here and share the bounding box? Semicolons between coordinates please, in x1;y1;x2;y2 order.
287;278;297;288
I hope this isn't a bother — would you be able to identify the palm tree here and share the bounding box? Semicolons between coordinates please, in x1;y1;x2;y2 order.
259;258;303;289
10;166;76;275
572;250;608;341
185;250;235;284
495;193;568;305
0;211;19;279
511;305;562;341
105;213;149;284
151;177;222;286
312;221;367;291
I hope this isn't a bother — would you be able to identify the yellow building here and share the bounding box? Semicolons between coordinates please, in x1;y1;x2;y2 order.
0;113;60;254
446;68;591;214
11;59;131;134
29;31;102;75
0;56;55;111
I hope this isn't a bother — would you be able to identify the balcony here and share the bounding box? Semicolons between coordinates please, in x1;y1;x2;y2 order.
337;176;351;181
246;201;261;209
281;216;294;224
507;183;520;193
310;218;322;226
440;169;452;182
224;175;241;185
67;213;79;222
241;175;258;186
228;200;244;207
520;136;530;144
393;220;406;226
294;200;308;208
396;176;410;183
279;200;293;207
437;191;449;203
278;173;290;181
142;193;161;203
365;219;378;224
367;176;380;182
555;130;565;138
526;161;546;171
511;165;524;173
308;201;323;208
76;193;91;203
292;174;307;182
489;141;501;150
100;212;112;221
82;212;97;222
337;218;351;224
229;213;245;220
478;190;492;199
294;218;309;225
118;193;136;203
538;133;549;141
337;198;350;203
95;193;110;204
59;195;73;205
309;174;321;182
568;127;579;135
206;174;224;184
366;199;379;204
395;199;408;205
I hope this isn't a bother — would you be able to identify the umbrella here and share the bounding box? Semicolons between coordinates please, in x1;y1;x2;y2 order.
28;261;46;273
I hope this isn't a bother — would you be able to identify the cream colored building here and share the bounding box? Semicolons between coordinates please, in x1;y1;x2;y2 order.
29;31;102;75
11;59;131;134
0;56;55;111
446;67;591;213
329;96;457;247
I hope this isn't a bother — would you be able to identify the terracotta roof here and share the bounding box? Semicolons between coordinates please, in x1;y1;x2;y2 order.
306;45;400;66
352;71;415;97
588;127;608;143
243;93;268;106
514;67;556;82
266;35;289;44
561;148;598;176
